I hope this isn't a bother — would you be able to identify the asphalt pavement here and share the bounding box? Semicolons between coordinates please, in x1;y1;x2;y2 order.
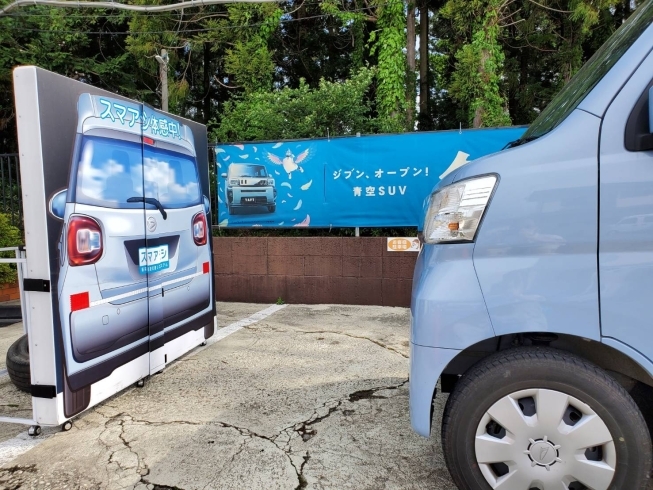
0;302;455;490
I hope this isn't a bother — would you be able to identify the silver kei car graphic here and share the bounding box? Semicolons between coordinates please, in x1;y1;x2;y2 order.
221;163;277;214
49;93;213;394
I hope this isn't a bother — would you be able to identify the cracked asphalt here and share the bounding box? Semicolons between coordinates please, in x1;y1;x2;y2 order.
0;303;454;489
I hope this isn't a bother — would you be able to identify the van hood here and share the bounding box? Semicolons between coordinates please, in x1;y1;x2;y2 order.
449;108;600;187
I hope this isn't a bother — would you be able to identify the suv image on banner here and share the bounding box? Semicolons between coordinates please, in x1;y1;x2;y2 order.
48;93;213;417
221;163;276;214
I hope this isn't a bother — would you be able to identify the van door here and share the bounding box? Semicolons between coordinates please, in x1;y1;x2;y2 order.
61;99;152;416
599;48;653;359
140;113;211;374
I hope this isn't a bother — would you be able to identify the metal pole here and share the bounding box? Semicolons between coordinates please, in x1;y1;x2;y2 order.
157;49;169;113
210;147;218;226
16;248;27;335
1;156;6;217
15;155;22;226
8;155;13;224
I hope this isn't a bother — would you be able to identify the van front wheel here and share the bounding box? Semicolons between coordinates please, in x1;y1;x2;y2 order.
442;347;652;490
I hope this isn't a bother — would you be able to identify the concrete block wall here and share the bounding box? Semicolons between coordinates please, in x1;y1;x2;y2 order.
213;237;417;307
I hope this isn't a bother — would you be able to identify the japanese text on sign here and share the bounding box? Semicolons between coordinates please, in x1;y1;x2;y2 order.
387;237;421;252
98;98;182;140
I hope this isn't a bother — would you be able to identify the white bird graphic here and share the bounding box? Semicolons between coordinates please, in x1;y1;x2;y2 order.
266;149;310;179
439;151;471;179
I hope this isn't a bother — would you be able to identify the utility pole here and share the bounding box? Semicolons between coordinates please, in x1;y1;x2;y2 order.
155;49;169;112
419;0;429;128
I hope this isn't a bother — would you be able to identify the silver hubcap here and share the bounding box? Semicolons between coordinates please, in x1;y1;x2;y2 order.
474;389;616;490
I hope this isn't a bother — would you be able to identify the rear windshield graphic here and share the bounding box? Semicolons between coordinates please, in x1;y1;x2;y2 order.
229;164;268;178
75;135;201;209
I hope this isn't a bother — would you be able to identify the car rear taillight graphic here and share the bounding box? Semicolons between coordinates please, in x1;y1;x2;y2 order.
192;212;207;246
68;215;103;266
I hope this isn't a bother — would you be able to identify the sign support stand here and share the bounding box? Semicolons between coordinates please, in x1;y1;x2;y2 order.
0;247;40;435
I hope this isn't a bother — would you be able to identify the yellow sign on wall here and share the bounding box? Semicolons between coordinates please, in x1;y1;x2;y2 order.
387;237;421;252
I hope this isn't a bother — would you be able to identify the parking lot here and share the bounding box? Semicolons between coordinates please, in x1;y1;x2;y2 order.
0;303;454;490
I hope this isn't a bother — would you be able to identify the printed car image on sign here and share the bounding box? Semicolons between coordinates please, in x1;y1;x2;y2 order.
48;94;214;416
14;66;215;427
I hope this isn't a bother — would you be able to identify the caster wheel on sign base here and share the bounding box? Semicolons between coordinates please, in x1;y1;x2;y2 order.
136;379;145;388
201;341;207;346
28;425;41;437
62;421;72;432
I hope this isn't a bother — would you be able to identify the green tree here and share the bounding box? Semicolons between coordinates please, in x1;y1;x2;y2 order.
371;0;407;132
441;0;510;128
428;0;624;129
0;0;640;153
214;67;377;142
0;4;134;150
0;213;22;284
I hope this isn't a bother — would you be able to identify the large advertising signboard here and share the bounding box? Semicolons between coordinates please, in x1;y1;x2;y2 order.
216;127;526;228
13;66;215;426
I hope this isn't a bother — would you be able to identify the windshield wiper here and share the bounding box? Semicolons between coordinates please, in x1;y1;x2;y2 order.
127;197;167;220
503;135;540;150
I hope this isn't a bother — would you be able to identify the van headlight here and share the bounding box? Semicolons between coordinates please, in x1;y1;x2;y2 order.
229;179;238;185
268;178;275;186
423;175;497;244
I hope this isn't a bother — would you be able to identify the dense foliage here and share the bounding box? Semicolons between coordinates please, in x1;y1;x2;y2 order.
0;0;638;150
215;67;377;142
0;213;22;284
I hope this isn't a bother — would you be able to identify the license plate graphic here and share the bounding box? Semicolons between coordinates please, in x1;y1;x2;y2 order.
138;245;169;274
244;197;255;203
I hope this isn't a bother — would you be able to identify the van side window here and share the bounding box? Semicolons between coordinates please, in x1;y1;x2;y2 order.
625;78;653;152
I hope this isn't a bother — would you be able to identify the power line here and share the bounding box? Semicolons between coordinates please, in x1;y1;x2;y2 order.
0;0;281;17
0;1;350;19
0;8;369;35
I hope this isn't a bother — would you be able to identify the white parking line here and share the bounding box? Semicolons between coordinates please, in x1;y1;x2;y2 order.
0;432;46;467
186;304;287;359
210;304;287;344
0;303;287;468
0;369;7;379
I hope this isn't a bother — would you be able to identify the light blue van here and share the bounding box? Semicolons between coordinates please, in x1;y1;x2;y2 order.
410;3;653;489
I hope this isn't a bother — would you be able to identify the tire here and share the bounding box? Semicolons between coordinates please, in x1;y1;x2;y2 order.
267;204;276;213
442;347;652;490
6;334;31;393
227;205;233;215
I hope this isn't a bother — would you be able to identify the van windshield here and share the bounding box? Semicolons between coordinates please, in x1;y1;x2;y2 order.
229;164;268;177
517;2;653;145
75;135;201;209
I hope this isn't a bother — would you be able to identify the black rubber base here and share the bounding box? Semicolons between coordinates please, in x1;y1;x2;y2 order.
6;334;30;392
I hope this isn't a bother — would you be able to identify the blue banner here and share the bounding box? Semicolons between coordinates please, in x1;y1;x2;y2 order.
216;127;526;228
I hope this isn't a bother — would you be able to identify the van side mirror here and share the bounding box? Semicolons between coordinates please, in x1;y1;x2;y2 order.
49;189;67;220
220;173;227;179
203;195;211;215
